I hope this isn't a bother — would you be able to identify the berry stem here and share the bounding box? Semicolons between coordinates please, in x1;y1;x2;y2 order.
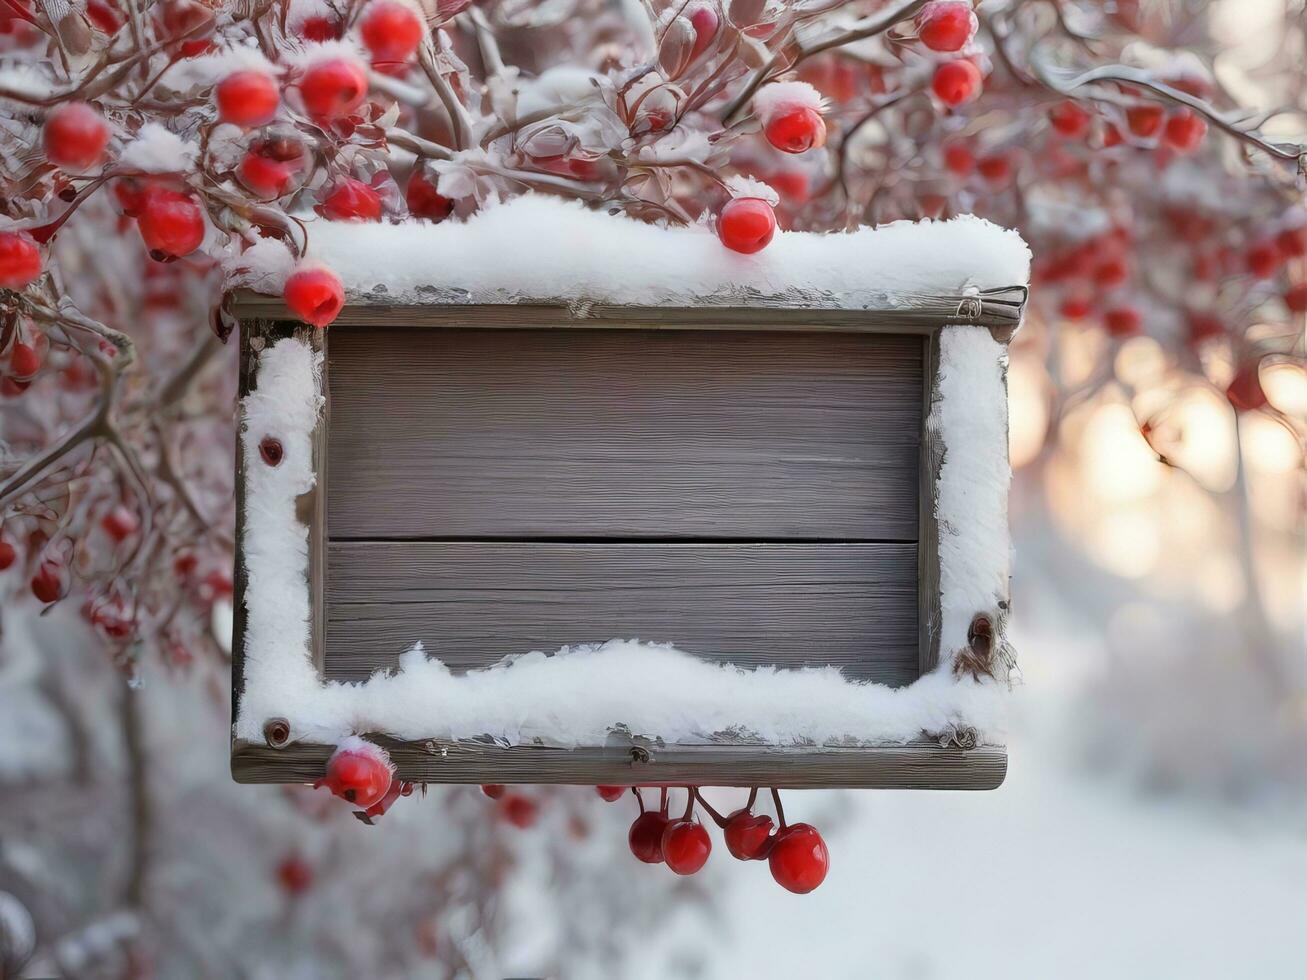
745;787;758;811
692;787;727;828
633;786;646;814
771;787;787;830
681;786;695;821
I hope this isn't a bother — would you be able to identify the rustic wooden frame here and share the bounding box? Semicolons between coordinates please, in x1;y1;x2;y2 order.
231;289;1024;790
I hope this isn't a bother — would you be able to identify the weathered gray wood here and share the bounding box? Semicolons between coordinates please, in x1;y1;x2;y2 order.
918;330;944;674
327;328;922;541
231;737;1007;790
233;290;1027;332
325;541;918;684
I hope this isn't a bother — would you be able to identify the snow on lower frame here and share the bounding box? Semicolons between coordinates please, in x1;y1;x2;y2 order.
236;318;1016;750
295;195;1030;311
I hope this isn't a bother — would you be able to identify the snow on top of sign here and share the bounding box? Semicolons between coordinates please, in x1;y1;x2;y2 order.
290;194;1030;311
235;331;1014;748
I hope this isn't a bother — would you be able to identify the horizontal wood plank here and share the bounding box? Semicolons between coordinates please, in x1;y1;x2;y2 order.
232;737;1006;790
326;327;921;540
325;541;918;684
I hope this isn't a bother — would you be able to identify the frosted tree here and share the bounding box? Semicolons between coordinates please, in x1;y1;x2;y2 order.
1;0;1305;974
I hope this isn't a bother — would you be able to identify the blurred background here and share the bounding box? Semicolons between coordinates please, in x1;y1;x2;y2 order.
2;0;1305;977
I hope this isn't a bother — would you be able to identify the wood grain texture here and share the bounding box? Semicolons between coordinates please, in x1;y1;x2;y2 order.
918;330;944;674
326;327;921;541
231;737;1007;790
233;294;1025;332
325;541;918;684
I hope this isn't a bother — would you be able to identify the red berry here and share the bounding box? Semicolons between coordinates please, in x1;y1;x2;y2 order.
976;152;1013;187
237;145;303;199
284;265;345;328
661;819;711;875
764;107;826;154
1048;100;1090;139
0;536;16;571
1277;226;1307;258
1125;104;1164;138
915;1;975;52
628;812;669;864
1226;363;1268;412
276;854;314;896
1094;255;1129;289
31;556;69;604
717;197;776;254
481;784;505;799
317;739;393;808
173;550;198;577
300;57;369;120
101;504;139;542
932;60;982;107
215;70;280;127
360;0;426;65
1285;283;1307;313
596;785;625;802
1104;305;1142;338
321;178;383;221
723;809;775;861
406;170;454;221
138;190;205;257
943;141;974;175
158;0;214;57
298;14;343;41
768;823;829;894
766;170;809;203
1246;240;1282;279
499;793;538;828
0;231;41;289
1059;293;1092;320
87;0;125;32
9;340;41;380
1162;109;1206;152
43;102;111;170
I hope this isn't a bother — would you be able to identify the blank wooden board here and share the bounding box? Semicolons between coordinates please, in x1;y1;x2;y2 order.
326;327;922;541
325;541;919;684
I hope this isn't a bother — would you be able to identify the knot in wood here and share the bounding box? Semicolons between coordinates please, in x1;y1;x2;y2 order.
259;436;284;467
263;717;291;748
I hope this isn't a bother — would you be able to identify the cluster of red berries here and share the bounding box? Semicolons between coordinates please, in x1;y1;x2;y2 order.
1047;97;1209;154
915;2;982;107
315;740;827;893
605;785;827;893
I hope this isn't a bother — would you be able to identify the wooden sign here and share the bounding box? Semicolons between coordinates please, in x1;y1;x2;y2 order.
230;236;1026;791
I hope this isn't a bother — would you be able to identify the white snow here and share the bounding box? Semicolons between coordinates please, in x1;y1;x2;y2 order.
119;122;199;174
752;80;827;122
932;326;1012;661
224;237;296;292
235;311;1017;748
290;194;1030;311
160;43;277;89
724;174;779;204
